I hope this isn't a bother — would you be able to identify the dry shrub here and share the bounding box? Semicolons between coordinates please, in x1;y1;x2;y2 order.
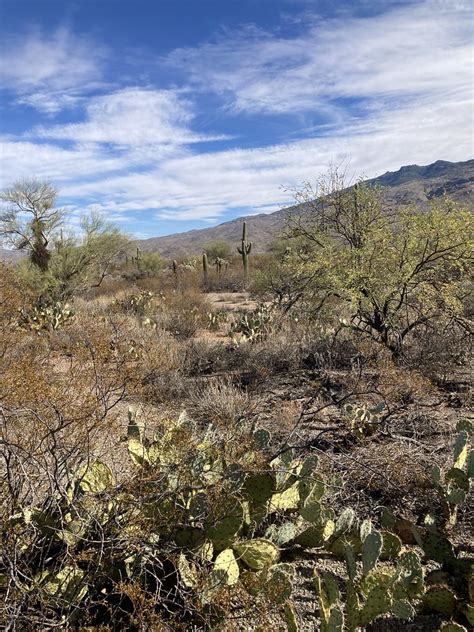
186;378;254;427
342;441;431;504
409;319;473;382
372;351;434;406
157;289;209;339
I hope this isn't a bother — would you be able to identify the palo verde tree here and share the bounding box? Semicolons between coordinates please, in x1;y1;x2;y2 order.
281;169;473;358
44;211;130;299
0;179;64;271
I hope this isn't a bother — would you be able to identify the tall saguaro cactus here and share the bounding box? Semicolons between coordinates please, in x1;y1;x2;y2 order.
202;253;209;286
237;221;252;283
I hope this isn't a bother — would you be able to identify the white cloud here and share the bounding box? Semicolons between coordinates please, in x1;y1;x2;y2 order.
164;0;472;117
0;26;106;113
0;0;471;235
28;87;468;223
37;88;228;146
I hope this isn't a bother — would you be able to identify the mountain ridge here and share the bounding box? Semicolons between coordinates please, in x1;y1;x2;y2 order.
1;158;472;262
137;158;473;258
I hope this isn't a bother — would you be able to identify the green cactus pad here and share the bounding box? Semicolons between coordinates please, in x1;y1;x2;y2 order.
284;601;299;632
233;538;279;570
296;522;335;548
205;499;243;549
360;518;372;542
320;572;340;605
325;606;344;632
467;451;474;478
397;550;423;589
265;522;297;546
225;463;246;490
127;437;149;467
346;581;360;632
213;548;239;586
329;534;362;558
261;563;294;604
188;492;210;521
380;530;402;559
344;544;357;581
268;482;300;512
453;431;470;469
362;530;383;576
44;565;87;603
244;472;274;505
76;461;114;493
178;553;198;588
445;467;470;491
463;603;474;626
422;532;457;565
391;599;415;620
423;585;457;616
359;569;392;597
438;623;468;632
359;585;392;625
253;428;271;449
334;507;355;537
456;418;474;436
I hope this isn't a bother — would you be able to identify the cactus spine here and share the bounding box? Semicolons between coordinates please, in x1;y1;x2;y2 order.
237;221;252;283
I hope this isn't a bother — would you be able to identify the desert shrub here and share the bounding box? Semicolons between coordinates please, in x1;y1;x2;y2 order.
114;289;157;316
158;290;209;340
186;378;254;427
261;173;473;360
203;264;246;292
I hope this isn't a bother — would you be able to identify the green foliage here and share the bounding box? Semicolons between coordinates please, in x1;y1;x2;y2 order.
0;178;63;271
118;290;156;316
203;240;232;261
279;172;473;357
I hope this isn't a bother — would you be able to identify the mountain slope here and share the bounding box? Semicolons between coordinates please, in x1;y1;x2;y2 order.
1;159;472;263
138;159;473;258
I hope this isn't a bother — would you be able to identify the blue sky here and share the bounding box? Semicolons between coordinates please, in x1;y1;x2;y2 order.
0;0;472;238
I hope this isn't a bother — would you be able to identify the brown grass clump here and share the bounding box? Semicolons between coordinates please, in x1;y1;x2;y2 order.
187;378;255;428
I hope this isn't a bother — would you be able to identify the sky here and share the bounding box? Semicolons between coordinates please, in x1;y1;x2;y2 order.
0;0;472;239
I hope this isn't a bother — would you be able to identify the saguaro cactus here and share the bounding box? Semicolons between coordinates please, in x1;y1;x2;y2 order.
202;253;208;286
135;247;142;269
237;221;252;282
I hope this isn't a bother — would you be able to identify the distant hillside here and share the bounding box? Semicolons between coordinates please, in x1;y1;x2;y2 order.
1;159;472;263
137;159;473;258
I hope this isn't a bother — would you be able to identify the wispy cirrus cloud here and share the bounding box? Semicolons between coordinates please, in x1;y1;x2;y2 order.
0;26;107;113
0;0;471;236
164;0;472;118
36;88;229;146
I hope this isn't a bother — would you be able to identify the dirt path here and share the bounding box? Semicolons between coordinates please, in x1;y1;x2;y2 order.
206;292;259;312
